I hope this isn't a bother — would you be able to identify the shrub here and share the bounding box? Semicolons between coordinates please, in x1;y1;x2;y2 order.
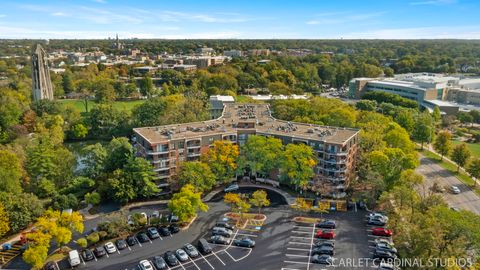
98;230;108;240
76;238;87;248
87;232;99;244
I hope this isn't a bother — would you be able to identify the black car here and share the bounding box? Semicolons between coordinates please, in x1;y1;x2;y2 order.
373;249;396;261
137;232;150;243
43;261;59;270
93;246;106;257
115;239;127;250
82;249;94;261
169;224;180;234
126;235;137;246
316;220;336;229
215;221;235;231
147;227;160;239
233;237;255;248
314;240;335;248
164;251;180;266
152;255;168;270
198;238;212;254
159;226;171;236
311;245;334;256
311;254;333;265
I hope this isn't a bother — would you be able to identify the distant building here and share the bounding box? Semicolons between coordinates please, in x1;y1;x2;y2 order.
196;47;215;56
248;49;270;56
31;44;54;101
173;64;197;72
223;50;243;57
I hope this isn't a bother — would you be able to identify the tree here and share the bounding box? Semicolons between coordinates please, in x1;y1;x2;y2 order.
467;158;480;186
238;135;283;178
81;143;107;178
87;232;100;244
0;192;44;233
249;190;270;213
201;141;239;184
355;100;377;111
412;111;434;150
62;70;75;94
178;162;216;192
223;192;241;212
0;202;10;237
432;106;442;123
69;123;88;139
433;130;453;160
23;245;48;269
168;184;208;222
104;137;134;172
139;75;154;97
457;112;473;126
85;192;101;205
279;144;317;191
94;79;116;103
451;143;471;172
0;149;23;193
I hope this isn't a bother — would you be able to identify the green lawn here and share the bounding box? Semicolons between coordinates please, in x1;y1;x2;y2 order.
419;149;480;196
58;99;145;113
452;140;480;158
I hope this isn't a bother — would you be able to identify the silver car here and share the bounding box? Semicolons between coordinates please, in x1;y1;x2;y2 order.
175;248;189;262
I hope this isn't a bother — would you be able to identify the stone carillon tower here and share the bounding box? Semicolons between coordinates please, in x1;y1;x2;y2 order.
31;44;54;101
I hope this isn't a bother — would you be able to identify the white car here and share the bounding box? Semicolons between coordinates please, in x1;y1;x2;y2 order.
369;212;389;222
138;260;153;270
151;210;160;219
104;242;117;254
451;185;461;194
224;184;239;193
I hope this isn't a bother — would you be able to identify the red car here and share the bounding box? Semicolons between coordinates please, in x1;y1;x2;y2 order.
372;227;392;237
316;230;335;239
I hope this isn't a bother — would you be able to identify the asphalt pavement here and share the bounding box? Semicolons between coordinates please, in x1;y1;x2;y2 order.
416;155;480;214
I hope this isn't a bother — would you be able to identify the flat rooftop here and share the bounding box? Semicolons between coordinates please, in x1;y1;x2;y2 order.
134;103;359;145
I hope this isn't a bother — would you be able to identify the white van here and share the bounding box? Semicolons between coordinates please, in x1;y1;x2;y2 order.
68;250;81;267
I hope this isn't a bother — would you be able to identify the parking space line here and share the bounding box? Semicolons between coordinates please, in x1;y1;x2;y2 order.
292;231;312;234
223;249;237;262
150;260;157;270
128;245;132;251
307;223;316;270
136;237;143;247
199;253;215;270
286;254;309;258
281;268;302;270
235;233;257;238
289;241;311;245
290;236;312;240
294;225;313;229
284;260;309;265
79;254;86;265
117;249;121;255
105;252;109;258
287;247;310;252
211;251;226;265
189;257;201;270
93;252;98;262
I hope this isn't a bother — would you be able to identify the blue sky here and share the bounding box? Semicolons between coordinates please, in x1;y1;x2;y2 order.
1;0;479;39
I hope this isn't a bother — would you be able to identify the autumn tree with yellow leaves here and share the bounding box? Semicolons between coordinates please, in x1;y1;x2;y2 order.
201;140;239;184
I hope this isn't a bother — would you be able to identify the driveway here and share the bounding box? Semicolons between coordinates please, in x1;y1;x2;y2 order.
416;155;480;214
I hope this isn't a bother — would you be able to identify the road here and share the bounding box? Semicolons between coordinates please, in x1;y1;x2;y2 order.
416;155;480;214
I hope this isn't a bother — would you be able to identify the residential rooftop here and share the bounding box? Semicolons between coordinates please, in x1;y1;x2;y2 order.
133;103;359;145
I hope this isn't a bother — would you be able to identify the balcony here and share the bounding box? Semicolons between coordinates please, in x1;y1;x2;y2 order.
322;167;347;173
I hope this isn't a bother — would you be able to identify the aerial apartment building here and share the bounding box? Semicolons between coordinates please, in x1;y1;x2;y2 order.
133;104;360;198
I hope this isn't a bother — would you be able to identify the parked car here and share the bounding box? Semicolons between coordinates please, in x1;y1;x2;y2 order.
147;227;160;239
198;238;213;254
451;185;461;194
316;229;335;239
212;227;233;237
233;237;255;248
314;240;335;248
210;235;231;245
375;237;394;246
152;255;168;270
215;221;235;231
68;250;81;267
138;259;154;270
43;261;59;270
369;213;389;222
311;245;334;256
373;248;396;261
169;224;180;234
316;220;336;229
183;243;199;258
372;228;393;237
159;226;171;236
82;249;94;261
164;251;180;266
104;242;117;254
151;210;160;219
311;254;333;265
116;239;127;250
376;242;397;254
126;235;137;246
175;248;189;262
167;213;179;223
137;232;150;243
368;217;386;226
93;246;106;258
378;262;395;270
224;184;239;192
